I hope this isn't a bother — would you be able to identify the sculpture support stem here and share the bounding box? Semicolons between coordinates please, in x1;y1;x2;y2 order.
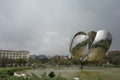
80;60;84;70
80;64;83;70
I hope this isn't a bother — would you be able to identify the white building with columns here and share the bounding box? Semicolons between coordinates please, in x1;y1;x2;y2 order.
0;50;29;59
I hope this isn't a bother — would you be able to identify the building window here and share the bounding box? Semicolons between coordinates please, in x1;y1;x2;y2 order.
23;56;27;58
3;53;5;56
24;53;27;55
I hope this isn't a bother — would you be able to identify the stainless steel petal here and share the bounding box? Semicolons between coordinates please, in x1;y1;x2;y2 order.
70;31;88;60
86;30;112;62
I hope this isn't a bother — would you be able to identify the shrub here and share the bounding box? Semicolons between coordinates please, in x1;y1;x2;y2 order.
8;70;14;76
48;71;55;78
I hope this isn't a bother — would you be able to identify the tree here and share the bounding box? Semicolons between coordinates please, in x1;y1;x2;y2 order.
0;57;16;67
106;50;120;67
16;58;27;66
0;57;7;67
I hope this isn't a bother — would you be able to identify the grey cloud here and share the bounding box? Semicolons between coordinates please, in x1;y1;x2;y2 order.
0;0;120;55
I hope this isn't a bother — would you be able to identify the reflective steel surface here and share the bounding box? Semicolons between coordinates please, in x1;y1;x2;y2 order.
70;30;112;62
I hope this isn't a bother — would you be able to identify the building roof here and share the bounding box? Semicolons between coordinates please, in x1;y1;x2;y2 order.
0;50;30;53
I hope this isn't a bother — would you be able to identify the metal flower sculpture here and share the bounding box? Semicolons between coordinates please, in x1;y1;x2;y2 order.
70;30;112;69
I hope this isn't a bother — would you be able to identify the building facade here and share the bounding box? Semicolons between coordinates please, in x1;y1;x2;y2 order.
0;50;29;59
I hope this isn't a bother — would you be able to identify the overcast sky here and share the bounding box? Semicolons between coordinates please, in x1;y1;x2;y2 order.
0;0;120;55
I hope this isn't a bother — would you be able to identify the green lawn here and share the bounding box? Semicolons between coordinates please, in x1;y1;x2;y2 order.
17;67;120;80
77;67;120;80
1;66;120;80
0;67;31;80
0;67;31;72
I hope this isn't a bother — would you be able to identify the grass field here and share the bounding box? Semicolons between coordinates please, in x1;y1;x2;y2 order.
77;67;120;80
0;67;31;80
17;67;120;80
